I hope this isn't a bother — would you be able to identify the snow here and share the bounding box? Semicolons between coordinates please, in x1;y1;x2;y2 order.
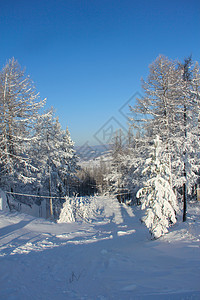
0;189;47;219
137;136;179;238
58;195;134;224
0;189;9;212
0;197;200;299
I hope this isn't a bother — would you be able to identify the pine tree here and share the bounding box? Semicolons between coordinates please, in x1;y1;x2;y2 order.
137;136;178;239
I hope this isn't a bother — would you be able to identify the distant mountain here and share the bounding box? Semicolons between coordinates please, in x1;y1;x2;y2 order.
75;144;112;161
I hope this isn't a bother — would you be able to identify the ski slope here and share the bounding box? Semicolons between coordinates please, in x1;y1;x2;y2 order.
0;197;200;300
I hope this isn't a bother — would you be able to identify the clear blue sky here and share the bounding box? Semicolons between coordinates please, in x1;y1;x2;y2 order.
0;0;200;146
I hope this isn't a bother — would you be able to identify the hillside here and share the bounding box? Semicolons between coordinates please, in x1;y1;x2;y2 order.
75;144;112;161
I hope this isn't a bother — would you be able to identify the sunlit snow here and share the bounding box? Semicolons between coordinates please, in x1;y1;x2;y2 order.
0;197;200;299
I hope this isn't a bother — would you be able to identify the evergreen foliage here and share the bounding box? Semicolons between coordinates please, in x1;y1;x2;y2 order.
136;136;178;239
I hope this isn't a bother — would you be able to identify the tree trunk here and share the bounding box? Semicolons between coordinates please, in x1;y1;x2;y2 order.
48;168;53;218
183;181;187;222
183;104;187;222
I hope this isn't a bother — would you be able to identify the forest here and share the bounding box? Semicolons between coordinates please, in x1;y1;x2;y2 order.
0;55;200;238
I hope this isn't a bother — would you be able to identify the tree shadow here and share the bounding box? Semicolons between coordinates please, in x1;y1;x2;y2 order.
0;220;33;238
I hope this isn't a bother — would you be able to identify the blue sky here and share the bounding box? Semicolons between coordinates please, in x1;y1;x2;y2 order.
0;0;200;146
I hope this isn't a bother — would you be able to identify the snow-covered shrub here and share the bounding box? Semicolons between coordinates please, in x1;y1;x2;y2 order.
58;195;125;224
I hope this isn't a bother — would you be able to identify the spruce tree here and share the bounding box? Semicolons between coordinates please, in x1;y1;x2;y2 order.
137;136;178;239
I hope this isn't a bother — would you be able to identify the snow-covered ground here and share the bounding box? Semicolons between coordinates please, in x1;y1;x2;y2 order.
0;197;200;300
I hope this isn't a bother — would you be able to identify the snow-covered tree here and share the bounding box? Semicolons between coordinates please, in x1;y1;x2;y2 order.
0;58;45;190
130;55;179;141
130;55;200;205
58;126;78;196
177;56;200;221
105;129;125;202
104;126;147;203
32;108;78;218
137;136;178;239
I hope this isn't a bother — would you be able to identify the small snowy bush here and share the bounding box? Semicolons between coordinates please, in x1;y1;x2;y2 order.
58;195;124;224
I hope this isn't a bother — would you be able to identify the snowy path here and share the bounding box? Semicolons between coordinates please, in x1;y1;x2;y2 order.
0;200;200;300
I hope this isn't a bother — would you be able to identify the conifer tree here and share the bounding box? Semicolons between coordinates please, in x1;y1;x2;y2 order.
137;136;178;239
